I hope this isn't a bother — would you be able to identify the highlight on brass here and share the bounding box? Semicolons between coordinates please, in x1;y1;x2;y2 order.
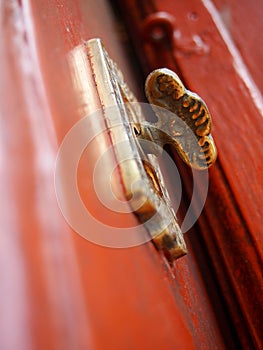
145;68;217;170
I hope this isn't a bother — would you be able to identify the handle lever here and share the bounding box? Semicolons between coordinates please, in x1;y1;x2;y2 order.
142;68;217;170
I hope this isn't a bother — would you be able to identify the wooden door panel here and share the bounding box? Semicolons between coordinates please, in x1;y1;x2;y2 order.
0;0;227;349
2;0;262;349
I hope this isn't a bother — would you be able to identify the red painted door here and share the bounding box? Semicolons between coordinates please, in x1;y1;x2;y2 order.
0;0;262;349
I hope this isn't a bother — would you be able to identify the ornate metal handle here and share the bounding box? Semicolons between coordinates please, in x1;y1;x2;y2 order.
144;68;217;169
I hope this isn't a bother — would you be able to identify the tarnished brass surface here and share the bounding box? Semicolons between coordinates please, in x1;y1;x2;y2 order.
145;68;217;169
86;39;187;261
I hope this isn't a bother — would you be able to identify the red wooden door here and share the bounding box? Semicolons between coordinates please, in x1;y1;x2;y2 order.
1;0;262;349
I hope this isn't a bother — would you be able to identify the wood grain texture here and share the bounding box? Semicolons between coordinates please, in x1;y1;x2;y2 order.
115;0;263;349
0;0;228;349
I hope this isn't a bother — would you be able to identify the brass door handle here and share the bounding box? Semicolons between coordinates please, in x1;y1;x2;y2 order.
143;68;217;170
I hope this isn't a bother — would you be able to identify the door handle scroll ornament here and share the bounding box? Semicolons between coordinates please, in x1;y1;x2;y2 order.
144;69;217;170
72;39;217;262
